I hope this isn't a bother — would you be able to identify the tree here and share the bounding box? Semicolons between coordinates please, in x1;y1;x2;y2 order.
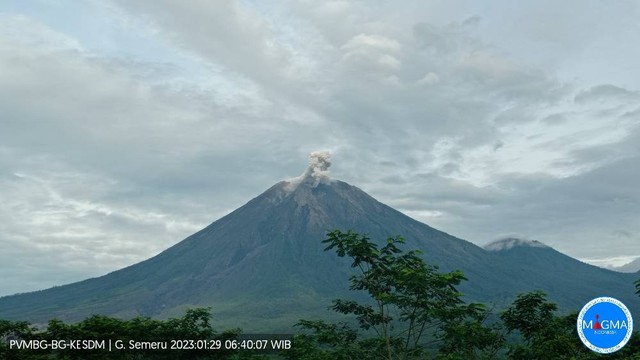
436;306;504;360
501;291;593;360
1;308;238;360
297;229;500;360
285;320;373;360
0;320;43;360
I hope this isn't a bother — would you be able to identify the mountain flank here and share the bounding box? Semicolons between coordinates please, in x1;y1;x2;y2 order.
1;153;637;331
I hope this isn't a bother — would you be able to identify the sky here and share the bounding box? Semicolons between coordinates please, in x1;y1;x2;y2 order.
0;0;639;297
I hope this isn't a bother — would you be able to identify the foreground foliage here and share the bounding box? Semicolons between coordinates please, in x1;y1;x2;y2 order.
289;230;503;360
0;308;239;360
2;230;639;359
291;230;640;360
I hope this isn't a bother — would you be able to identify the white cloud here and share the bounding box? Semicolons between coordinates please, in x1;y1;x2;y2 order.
417;72;440;85
342;33;401;53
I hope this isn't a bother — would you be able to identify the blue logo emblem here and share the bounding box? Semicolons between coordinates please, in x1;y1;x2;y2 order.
577;297;633;354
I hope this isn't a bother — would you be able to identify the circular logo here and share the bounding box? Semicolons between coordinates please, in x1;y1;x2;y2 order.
577;297;633;354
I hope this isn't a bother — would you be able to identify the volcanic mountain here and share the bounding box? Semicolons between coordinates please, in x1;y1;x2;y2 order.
1;154;638;330
484;238;639;309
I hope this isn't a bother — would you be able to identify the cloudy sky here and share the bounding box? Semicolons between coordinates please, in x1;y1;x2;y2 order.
1;0;639;296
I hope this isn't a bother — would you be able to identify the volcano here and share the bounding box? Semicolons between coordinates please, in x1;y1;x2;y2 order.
0;153;638;330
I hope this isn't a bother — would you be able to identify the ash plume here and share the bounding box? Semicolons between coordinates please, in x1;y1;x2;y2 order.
286;151;332;190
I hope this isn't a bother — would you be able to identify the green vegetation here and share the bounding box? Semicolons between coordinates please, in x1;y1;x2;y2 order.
2;230;640;359
287;230;503;360
289;230;640;360
0;308;239;360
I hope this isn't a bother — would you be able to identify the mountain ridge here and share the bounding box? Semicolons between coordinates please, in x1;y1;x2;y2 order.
484;238;550;251
609;257;640;273
1;174;638;331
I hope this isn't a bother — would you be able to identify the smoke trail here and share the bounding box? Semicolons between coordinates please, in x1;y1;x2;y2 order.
286;151;332;190
304;151;331;184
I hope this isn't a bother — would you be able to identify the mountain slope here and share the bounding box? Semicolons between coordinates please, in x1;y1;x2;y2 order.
611;257;640;273
1;166;638;330
485;238;638;311
0;180;512;327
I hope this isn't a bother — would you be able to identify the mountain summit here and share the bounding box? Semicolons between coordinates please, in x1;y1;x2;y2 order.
0;153;638;330
484;238;550;251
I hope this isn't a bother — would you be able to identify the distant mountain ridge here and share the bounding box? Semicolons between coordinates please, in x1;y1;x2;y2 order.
609;257;640;273
484;238;549;251
1;160;638;330
482;237;639;309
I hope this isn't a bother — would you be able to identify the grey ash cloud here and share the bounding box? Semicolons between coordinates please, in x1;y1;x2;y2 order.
0;0;639;295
